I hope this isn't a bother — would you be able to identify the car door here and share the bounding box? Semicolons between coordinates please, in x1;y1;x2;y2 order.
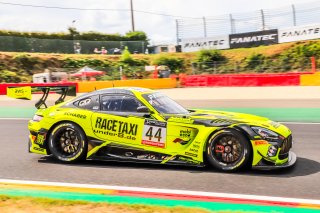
91;94;147;147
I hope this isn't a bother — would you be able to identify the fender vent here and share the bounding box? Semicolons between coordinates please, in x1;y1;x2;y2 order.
279;135;292;159
210;119;238;124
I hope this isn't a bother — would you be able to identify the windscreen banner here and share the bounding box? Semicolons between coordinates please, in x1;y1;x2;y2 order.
229;29;278;48
181;35;229;52
278;24;320;43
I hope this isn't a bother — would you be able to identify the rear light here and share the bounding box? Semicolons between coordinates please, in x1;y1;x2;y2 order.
32;114;43;122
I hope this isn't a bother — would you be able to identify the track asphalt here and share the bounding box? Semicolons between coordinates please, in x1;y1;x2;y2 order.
0;120;319;200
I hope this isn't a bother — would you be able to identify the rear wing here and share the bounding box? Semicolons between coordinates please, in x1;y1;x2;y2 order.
5;83;77;109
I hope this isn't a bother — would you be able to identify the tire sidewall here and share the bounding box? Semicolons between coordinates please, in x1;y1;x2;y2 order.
206;129;250;171
48;123;87;162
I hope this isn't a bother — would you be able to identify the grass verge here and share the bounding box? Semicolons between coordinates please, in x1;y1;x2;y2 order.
0;195;234;213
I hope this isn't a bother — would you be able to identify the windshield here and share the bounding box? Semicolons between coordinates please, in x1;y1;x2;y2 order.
142;92;189;114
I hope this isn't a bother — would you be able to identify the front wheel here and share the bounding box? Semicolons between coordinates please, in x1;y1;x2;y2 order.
206;129;251;171
48;122;87;163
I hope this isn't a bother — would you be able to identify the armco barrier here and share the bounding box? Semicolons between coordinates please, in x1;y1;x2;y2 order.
182;73;310;87
77;78;177;93
0;82;78;95
300;72;320;86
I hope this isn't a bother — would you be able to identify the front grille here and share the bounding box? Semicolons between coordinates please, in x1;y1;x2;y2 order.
279;135;292;159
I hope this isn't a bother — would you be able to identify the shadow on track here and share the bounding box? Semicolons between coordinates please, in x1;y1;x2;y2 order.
243;157;320;177
38;156;319;177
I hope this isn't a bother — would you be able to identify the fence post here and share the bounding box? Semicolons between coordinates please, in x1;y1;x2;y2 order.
229;14;235;34
119;66;123;80
203;17;207;37
176;20;180;45
260;9;265;30
311;56;316;73
292;4;297;26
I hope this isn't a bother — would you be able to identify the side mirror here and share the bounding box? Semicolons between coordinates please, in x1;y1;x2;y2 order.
137;106;150;113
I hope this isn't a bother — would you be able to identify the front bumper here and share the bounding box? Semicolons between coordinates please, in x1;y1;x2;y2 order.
253;151;297;170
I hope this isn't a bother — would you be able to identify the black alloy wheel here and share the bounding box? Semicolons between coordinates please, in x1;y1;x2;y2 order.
48;123;87;162
206;129;251;171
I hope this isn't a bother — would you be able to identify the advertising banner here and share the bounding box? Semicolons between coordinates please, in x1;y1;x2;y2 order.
181;35;229;52
229;29;278;48
279;24;320;43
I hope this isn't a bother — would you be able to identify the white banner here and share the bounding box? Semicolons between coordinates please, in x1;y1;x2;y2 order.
181;35;229;52
279;24;320;43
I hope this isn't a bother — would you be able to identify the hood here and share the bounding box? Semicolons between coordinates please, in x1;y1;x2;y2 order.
167;109;291;137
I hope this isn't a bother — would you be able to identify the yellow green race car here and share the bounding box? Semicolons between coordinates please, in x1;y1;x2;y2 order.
28;87;296;171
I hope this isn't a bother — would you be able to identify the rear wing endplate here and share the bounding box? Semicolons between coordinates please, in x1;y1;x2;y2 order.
6;84;76;109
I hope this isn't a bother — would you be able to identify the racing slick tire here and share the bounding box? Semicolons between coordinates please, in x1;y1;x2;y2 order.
48;122;87;163
206;129;251;171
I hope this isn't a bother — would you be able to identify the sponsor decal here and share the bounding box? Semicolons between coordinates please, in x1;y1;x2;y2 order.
181;35;230;52
254;140;269;146
142;119;167;148
35;134;45;145
192;144;200;149
94;117;138;141
180;129;191;138
185;152;198;157
279;25;320;43
64;112;87;119
78;98;91;107
229;29;278;48
33;147;45;152
168;117;194;124
173;138;189;145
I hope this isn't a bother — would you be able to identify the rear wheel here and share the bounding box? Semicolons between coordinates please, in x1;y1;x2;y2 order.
206;129;251;171
48;122;87;163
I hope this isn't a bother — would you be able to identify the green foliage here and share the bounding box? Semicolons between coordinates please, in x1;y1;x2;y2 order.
63;58;111;68
0;30;148;41
13;54;39;73
0;70;21;82
196;49;227;63
119;47;148;66
244;53;266;71
124;31;148;41
153;56;185;73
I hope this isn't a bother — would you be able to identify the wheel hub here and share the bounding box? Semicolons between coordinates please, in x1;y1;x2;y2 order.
213;135;242;164
224;145;232;153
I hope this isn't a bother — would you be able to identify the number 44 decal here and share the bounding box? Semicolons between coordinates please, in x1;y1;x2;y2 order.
142;119;167;148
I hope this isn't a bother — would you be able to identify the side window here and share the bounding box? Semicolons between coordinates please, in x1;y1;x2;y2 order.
121;96;143;112
101;95;143;112
74;95;100;110
101;95;123;111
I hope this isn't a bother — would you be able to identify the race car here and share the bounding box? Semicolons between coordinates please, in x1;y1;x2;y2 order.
28;87;296;171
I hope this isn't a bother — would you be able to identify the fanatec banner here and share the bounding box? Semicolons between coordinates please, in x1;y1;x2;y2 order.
229;29;278;48
279;24;320;43
181;35;229;52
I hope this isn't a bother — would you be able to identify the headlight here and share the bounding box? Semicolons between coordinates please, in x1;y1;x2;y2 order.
251;126;279;141
32;114;43;122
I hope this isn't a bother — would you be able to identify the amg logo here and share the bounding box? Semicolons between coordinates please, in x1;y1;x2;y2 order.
184;40;225;48
231;34;277;44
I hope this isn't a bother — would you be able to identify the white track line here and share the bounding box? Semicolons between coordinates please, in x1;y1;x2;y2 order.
0;179;319;205
280;122;320;125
